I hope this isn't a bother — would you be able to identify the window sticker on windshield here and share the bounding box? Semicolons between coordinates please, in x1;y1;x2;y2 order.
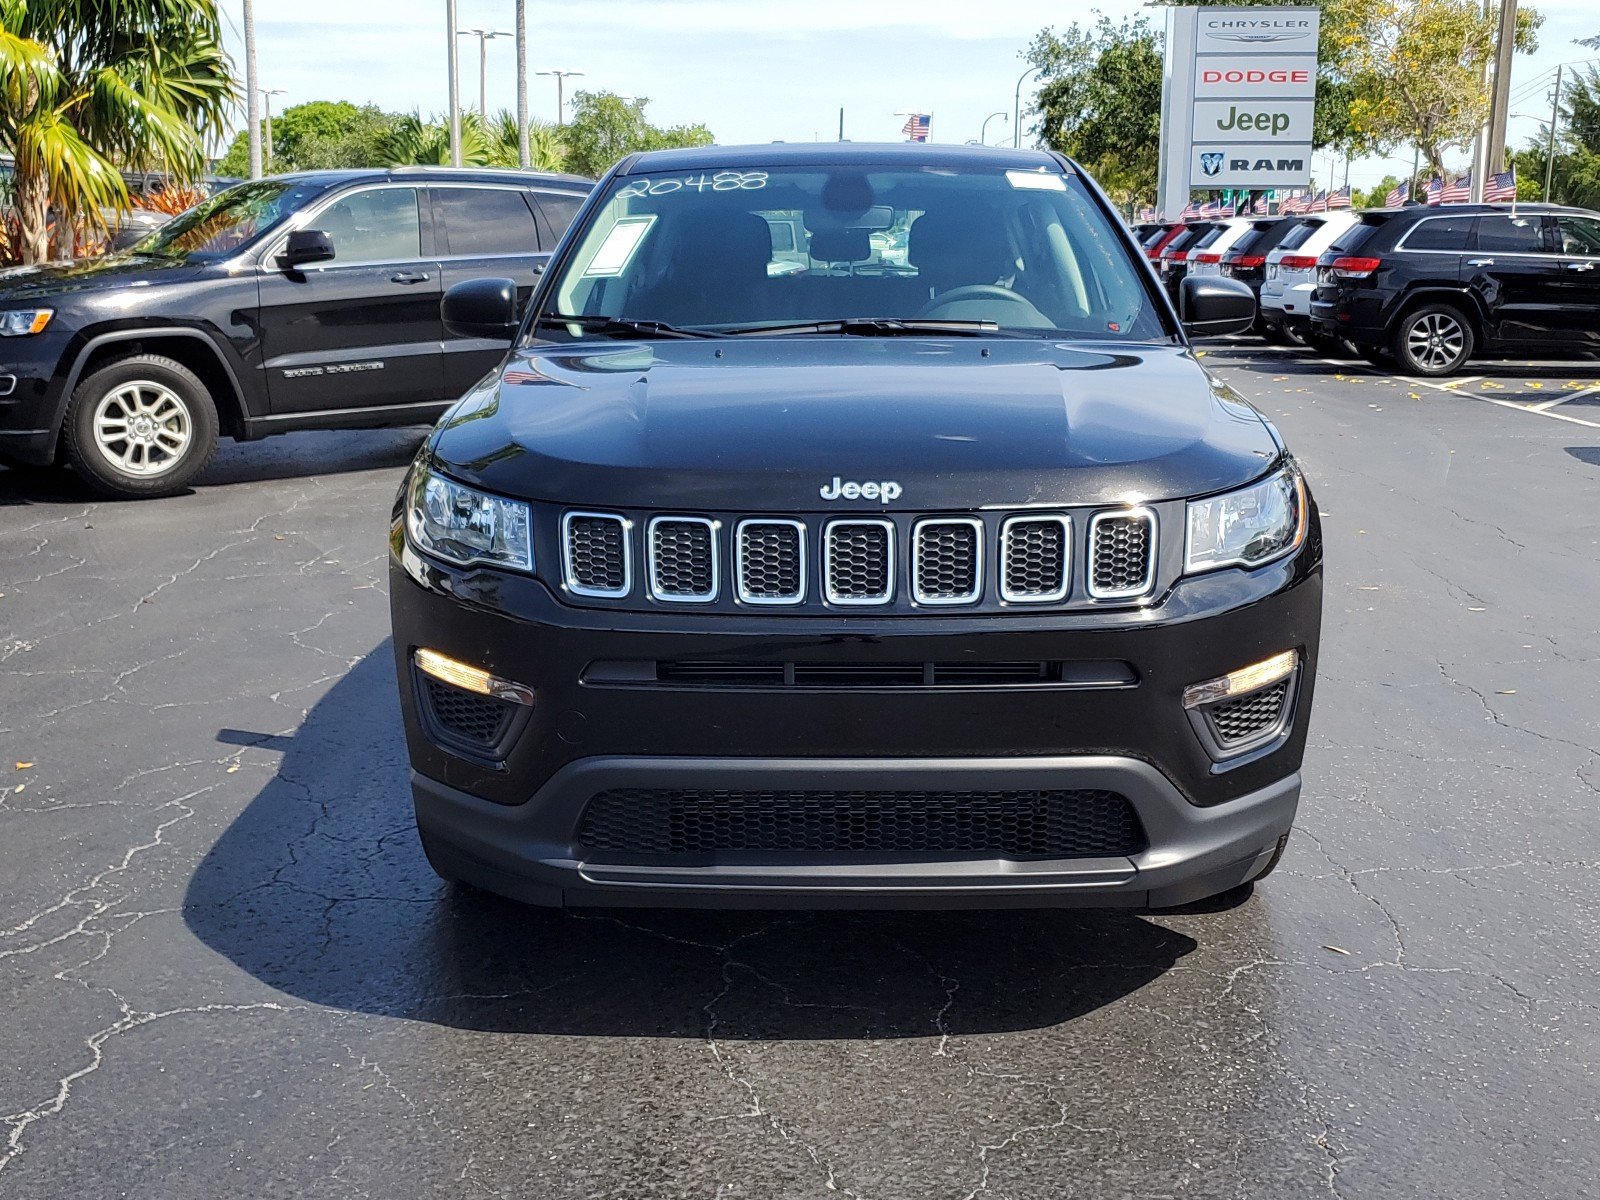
616;171;768;199
1005;170;1066;191
583;215;656;277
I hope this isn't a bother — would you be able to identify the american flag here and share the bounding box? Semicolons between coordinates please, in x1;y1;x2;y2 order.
1484;170;1517;202
900;113;930;142
1424;176;1443;205
1441;174;1472;203
1307;190;1328;213
1384;182;1407;209
1137;206;1158;223
1179;201;1199;220
1218;200;1236;217
1279;192;1303;215
1253;194;1269;214
1326;185;1353;210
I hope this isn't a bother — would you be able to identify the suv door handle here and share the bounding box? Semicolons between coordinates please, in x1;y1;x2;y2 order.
390;271;431;284
1565;261;1596;272
1465;258;1494;266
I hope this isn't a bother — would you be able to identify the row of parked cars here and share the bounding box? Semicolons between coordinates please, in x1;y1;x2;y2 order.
1133;201;1600;376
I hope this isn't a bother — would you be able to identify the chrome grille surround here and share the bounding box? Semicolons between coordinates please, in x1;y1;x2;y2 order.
561;511;632;598
646;515;719;603
823;518;895;606
1087;507;1157;600
999;514;1072;603
734;518;807;606
912;517;984;606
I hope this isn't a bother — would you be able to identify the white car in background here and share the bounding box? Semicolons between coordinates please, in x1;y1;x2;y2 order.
1185;217;1255;280
1259;211;1359;342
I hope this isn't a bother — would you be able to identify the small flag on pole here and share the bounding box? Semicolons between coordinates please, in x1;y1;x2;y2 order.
1441;174;1471;203
1484;170;1517;202
1326;185;1353;210
900;113;931;142
1424;176;1443;205
1384;182;1407;208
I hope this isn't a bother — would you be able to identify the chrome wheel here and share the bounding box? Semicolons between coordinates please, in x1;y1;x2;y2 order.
91;381;192;477
1405;312;1466;372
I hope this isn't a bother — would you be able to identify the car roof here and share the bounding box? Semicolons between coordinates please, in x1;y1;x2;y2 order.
1363;202;1583;220
618;141;1069;175
269;166;593;190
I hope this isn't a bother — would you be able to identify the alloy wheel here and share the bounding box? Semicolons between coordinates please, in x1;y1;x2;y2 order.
1405;312;1465;372
91;381;192;477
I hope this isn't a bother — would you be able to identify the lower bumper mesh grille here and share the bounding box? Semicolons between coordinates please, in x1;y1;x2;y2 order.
421;677;514;747
576;787;1146;859
1209;679;1291;747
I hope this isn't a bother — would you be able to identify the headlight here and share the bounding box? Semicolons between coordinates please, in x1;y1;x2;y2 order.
405;466;533;573
1185;465;1306;574
0;309;52;336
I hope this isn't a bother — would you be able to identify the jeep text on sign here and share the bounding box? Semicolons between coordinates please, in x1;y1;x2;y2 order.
1193;100;1314;144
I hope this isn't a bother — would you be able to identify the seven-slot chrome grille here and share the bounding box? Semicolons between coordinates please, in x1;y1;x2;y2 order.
555;506;1160;611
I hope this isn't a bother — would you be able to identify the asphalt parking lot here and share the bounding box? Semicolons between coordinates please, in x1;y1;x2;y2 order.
2;344;1598;1199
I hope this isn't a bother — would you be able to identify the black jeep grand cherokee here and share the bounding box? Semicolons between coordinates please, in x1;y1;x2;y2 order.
390;143;1323;910
0;167;589;497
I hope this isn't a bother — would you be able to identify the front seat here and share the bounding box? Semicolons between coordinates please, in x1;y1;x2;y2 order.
907;211;1017;296
632;209;773;327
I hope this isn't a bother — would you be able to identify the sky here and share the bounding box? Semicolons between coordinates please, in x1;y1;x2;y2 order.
223;0;1600;193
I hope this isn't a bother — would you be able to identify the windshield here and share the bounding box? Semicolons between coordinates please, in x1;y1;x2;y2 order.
538;163;1168;341
131;179;323;262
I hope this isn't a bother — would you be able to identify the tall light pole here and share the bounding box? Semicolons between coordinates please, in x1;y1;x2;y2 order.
446;0;461;167
1486;0;1519;177
259;88;286;174
244;0;261;179
536;69;584;125
1013;65;1042;149
981;111;1008;145
515;0;530;168
458;28;512;125
1545;64;1564;202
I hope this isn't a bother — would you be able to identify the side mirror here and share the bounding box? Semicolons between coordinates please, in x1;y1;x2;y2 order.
277;229;335;269
442;277;519;340
1180;275;1256;338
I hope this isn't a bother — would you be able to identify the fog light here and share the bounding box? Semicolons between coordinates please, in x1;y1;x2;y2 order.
414;648;535;706
1182;650;1297;710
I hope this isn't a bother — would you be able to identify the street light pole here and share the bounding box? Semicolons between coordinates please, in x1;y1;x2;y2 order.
259;89;286;173
1013;65;1042;149
458;29;512;125
446;0;461;167
981;111;1008;145
244;0;261;179
536;69;585;125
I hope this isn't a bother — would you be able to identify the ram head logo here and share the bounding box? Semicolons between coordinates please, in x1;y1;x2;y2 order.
1200;152;1225;177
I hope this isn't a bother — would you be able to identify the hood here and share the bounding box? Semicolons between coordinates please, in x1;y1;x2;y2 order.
0;254;205;303
430;338;1283;510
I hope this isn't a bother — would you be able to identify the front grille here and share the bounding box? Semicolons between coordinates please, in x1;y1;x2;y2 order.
824;519;894;604
562;512;630;597
913;518;982;604
576;787;1145;858
421;677;514;746
1089;509;1156;599
736;519;805;604
1209;679;1291;747
649;659;1137;689
648;517;717;602
1001;515;1071;602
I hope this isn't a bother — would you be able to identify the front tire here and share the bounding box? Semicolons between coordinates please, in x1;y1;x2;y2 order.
63;355;219;498
1393;305;1474;376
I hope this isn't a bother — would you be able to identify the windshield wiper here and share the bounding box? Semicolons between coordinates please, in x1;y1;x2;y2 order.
538;313;720;340
719;318;1008;337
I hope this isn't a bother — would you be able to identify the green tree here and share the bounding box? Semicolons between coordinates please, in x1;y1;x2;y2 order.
1513;64;1600;207
559;91;712;179
0;0;236;263
216;101;402;176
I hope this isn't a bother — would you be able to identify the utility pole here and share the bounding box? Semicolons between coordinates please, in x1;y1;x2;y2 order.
446;0;462;167
1545;63;1564;201
1486;0;1518;176
838;107;844;141
244;0;261;179
516;0;530;168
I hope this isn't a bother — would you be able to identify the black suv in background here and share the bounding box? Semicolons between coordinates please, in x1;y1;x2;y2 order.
1310;202;1600;375
1220;217;1296;339
391;141;1321;912
0;167;591;496
1156;222;1218;301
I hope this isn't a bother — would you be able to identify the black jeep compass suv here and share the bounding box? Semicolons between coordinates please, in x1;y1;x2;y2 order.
389;142;1323;910
0;167;589;497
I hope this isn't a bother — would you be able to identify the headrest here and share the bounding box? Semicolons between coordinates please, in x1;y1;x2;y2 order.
808;228;871;262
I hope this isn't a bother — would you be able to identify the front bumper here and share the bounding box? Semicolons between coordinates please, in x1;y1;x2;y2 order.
0;326;77;464
391;522;1322;909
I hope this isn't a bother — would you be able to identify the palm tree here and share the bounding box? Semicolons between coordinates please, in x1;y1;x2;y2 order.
386;112;492;167
0;1;236;263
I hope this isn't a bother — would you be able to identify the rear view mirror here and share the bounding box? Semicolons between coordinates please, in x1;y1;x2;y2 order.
1180;275;1256;338
277;229;335;269
442;277;519;340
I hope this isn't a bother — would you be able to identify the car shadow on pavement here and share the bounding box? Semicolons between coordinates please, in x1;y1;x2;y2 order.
184;647;1201;1040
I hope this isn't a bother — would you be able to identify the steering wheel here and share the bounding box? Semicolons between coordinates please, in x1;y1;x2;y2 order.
915;284;1033;320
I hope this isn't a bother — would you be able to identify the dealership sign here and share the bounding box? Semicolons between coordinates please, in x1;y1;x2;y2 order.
1156;6;1320;212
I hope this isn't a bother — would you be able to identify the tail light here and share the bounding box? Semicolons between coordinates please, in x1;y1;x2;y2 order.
1233;254;1266;268
1168;250;1190;263
1194;252;1221;264
1278;254;1319;270
1328;256;1382;280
